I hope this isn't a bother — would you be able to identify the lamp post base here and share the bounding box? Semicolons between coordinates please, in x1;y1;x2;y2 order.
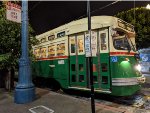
14;86;35;104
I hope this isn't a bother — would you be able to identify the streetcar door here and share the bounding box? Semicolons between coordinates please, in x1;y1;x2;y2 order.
69;34;87;87
97;28;111;90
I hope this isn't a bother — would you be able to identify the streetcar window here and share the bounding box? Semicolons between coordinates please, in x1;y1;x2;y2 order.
118;19;134;32
72;75;76;82
79;75;84;82
93;76;98;83
112;30;131;51
40;38;46;43
40;47;47;58
101;63;108;72
114;38;130;50
57;31;65;38
100;33;107;50
71;64;75;71
48;45;55;57
48;35;55;41
34;49;40;58
102;76;108;84
78;38;84;53
57;43;65;56
70;38;75;53
79;64;84;71
93;64;97;72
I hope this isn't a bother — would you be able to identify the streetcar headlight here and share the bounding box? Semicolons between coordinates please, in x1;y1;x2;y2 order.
135;64;141;72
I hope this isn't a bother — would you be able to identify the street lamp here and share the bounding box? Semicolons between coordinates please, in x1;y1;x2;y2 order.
146;4;150;9
14;0;35;104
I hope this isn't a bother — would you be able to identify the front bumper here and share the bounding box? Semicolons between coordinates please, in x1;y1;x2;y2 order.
112;76;146;86
137;75;146;83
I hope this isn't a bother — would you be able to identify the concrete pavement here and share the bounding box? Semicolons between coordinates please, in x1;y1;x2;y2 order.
0;88;132;113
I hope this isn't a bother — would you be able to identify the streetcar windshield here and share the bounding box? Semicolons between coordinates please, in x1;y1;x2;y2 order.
113;38;130;50
112;29;132;51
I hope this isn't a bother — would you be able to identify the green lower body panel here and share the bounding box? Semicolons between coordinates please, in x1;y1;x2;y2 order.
111;85;141;96
56;79;68;89
32;59;69;88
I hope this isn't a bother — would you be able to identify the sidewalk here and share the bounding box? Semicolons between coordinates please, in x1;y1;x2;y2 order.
0;88;143;113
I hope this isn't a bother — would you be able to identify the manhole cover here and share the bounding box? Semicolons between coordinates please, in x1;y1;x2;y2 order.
29;105;54;113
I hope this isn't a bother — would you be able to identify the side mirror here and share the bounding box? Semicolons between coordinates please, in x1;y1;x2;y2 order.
134;53;140;60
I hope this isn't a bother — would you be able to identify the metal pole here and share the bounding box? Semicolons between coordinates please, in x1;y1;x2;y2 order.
14;0;35;104
87;1;95;113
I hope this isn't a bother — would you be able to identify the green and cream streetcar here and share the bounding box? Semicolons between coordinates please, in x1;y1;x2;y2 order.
32;16;145;96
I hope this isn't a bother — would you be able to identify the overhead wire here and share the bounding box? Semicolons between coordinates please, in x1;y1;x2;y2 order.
90;0;121;15
77;0;121;20
30;1;121;34
29;1;42;13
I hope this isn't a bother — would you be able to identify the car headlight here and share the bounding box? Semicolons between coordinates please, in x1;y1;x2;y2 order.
135;64;141;72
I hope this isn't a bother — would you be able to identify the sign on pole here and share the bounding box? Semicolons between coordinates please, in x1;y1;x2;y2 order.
6;2;21;23
91;31;97;57
85;33;92;57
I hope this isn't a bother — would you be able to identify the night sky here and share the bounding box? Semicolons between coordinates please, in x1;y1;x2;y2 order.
28;1;150;35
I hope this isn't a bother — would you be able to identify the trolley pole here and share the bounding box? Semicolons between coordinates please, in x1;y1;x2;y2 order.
14;0;35;104
87;1;95;113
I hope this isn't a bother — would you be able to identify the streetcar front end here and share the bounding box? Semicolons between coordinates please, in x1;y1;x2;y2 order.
109;19;145;96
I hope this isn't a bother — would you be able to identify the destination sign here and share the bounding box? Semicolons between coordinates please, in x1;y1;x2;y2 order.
118;19;134;32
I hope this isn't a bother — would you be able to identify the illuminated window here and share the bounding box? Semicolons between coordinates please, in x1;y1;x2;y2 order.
34;49;40;58
48;45;55;57
40;47;47;58
48;35;55;41
78;38;84;53
57;43;65;56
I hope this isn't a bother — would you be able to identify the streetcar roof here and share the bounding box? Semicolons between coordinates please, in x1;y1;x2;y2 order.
36;16;132;39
